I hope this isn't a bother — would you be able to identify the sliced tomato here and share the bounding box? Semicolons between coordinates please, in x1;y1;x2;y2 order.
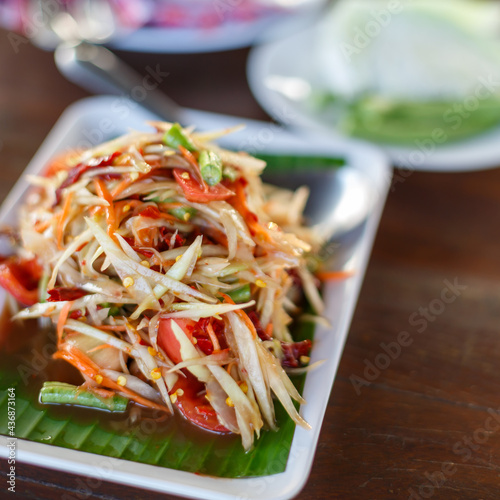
158;317;226;361
138;206;162;219
173;168;234;203
158;318;230;433
157;318;197;364
172;370;230;434
0;257;42;306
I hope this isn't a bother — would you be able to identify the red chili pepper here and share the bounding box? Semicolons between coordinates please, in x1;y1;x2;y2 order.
192;334;214;355
280;340;312;368
98;173;122;181
0;257;42;306
47;287;88;302
132;247;155;258
54;152;121;204
159;228;185;250
247;311;271;341
69;310;83;320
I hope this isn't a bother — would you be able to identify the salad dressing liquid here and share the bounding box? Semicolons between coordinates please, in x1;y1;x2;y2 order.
0;315;238;455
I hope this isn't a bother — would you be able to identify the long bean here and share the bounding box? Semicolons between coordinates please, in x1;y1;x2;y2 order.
199;150;223;186
39;381;128;412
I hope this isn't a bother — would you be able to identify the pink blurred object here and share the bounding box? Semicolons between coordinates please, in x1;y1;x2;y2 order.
151;0;279;29
0;0;281;34
0;0;28;31
0;0;150;34
107;0;152;28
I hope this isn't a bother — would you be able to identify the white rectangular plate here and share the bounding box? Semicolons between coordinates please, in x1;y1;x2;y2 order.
0;96;390;500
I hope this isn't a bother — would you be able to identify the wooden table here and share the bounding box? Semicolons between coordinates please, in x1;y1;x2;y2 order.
2;27;500;500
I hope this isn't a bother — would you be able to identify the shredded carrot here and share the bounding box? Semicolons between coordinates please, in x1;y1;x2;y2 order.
226;361;236;375
229;180;272;244
34;219;52;233
109;177;134;199
236;309;258;339
88;387;116;398
219;292;258;339
110;169;156;199
218;292;235;305
86;344;113;354
56;191;74;250
79;383;116;399
98;325;127;331
88;206;100;217
265;323;273;338
206;319;221;352
94;179;117;241
315;270;355;281
114;199;141;225
178;145;199;171
57;301;73;343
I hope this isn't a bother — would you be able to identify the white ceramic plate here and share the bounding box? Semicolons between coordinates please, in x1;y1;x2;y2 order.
247;25;500;172
110;1;325;54
0;96;390;500
104;0;326;54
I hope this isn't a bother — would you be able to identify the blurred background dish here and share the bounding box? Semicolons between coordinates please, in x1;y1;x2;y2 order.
248;0;500;171
0;0;326;52
111;0;327;53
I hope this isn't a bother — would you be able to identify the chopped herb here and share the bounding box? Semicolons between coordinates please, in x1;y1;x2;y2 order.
163;123;197;152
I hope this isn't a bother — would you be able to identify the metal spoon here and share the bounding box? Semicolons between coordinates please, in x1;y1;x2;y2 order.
25;0;184;123
54;41;185;123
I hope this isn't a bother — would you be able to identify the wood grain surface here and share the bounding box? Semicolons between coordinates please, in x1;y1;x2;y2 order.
1;26;500;500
